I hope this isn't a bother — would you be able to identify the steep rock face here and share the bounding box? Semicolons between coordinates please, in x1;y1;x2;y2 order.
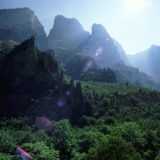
113;39;129;65
92;24;110;39
0;40;19;69
46;16;127;69
0;37;84;120
47;15;90;50
0;8;46;50
78;24;123;68
0;37;60;115
128;45;160;81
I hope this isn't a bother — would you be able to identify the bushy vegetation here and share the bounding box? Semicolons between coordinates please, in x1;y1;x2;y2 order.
65;54;97;79
80;68;117;83
1;81;160;160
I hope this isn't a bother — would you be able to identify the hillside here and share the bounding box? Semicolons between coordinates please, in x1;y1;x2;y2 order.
110;63;160;90
1;80;160;160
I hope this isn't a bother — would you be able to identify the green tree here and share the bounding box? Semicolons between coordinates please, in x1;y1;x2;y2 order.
112;122;146;147
0;128;18;153
155;153;160;160
0;153;14;160
22;141;59;160
85;136;143;160
52;119;76;160
76;130;105;153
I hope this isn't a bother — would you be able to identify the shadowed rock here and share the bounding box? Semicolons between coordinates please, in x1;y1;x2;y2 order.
0;36;59;116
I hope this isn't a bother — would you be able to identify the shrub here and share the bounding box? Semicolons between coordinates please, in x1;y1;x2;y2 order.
85;136;143;160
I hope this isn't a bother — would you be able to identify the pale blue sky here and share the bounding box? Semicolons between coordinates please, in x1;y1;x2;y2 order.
0;0;159;54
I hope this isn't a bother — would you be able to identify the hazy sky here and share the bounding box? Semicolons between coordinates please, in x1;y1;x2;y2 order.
0;0;159;54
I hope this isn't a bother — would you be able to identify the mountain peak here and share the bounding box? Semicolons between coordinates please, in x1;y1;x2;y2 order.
53;15;87;34
0;37;60;116
0;7;33;13
92;24;110;39
20;36;35;51
150;44;158;49
54;15;81;26
0;7;46;50
47;15;89;49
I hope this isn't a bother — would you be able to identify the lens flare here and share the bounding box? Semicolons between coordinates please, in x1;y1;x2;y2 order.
57;97;66;107
35;116;53;132
16;147;32;159
95;47;103;57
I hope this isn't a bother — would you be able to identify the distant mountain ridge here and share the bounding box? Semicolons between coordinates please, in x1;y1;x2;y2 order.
110;63;160;90
128;45;160;81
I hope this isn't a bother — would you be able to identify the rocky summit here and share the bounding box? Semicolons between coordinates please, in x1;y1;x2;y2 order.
0;36;60;115
79;24;123;68
47;15;90;50
0;8;46;50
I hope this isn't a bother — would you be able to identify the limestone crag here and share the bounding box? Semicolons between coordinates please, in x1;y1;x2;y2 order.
47;15;90;50
0;8;46;50
79;24;123;67
0;37;60;115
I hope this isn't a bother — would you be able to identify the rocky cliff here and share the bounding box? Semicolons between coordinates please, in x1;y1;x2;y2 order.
0;37;87;122
78;24;124;67
0;36;60;116
47;16;125;68
0;8;46;50
47;15;90;50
